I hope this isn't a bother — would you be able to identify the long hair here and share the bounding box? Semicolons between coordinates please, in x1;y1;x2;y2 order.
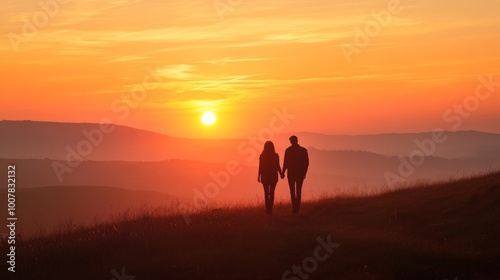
261;141;276;156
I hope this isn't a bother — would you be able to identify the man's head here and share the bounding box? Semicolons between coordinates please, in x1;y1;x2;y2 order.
289;135;298;145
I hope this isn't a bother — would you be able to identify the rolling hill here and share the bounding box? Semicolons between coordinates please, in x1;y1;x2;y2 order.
0;186;176;237
6;171;500;280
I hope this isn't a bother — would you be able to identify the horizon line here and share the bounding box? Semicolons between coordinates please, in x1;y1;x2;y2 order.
1;119;500;139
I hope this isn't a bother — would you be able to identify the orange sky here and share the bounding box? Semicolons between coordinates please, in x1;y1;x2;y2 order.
1;0;500;138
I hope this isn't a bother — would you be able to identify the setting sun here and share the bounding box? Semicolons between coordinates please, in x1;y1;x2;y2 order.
201;112;216;126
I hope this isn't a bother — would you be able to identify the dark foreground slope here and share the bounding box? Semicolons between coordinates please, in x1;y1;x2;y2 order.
5;172;500;280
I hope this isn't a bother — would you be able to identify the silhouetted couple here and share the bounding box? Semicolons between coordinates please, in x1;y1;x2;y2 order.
257;135;309;215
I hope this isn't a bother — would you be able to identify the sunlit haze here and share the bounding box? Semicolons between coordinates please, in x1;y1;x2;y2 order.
1;0;500;138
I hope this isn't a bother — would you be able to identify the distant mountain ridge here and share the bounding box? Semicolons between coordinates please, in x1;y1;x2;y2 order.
2;120;500;162
0;120;241;163
284;130;500;159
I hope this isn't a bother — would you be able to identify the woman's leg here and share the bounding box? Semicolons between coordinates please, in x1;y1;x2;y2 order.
269;183;277;214
262;184;270;213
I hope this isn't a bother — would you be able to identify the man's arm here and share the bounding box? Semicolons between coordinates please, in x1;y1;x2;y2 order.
303;148;309;178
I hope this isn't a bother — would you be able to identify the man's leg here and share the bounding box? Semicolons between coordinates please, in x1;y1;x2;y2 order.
295;178;304;213
287;177;296;212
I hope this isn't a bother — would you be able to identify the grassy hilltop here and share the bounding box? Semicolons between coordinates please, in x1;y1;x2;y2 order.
5;172;500;280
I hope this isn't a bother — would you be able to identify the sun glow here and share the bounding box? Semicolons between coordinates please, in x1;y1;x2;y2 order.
201;112;216;125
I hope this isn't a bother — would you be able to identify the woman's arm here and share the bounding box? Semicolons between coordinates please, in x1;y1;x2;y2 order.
257;156;262;182
282;150;288;177
276;154;283;177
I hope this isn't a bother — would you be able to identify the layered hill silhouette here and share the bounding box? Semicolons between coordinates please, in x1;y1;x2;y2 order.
2;120;499;185
286;131;500;159
2;120;500;236
0;120;240;162
7;171;500;280
2;120;500;163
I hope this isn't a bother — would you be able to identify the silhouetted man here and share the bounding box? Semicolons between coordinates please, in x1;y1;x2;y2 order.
282;135;309;214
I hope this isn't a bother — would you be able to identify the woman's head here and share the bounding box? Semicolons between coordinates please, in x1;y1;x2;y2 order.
262;141;276;155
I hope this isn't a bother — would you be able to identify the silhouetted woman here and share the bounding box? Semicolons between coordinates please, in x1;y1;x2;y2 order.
258;141;283;215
